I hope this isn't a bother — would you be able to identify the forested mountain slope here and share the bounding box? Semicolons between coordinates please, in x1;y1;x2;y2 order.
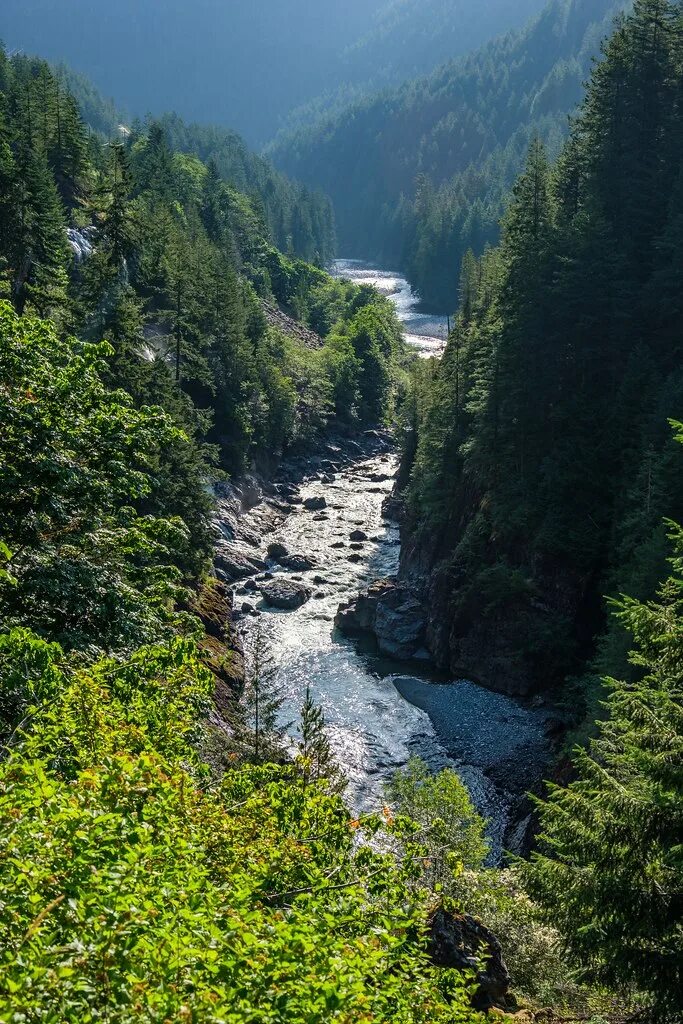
341;0;545;85
0;47;405;486
53;70;336;267
0;44;488;1024
399;0;683;712
271;0;630;309
0;0;544;145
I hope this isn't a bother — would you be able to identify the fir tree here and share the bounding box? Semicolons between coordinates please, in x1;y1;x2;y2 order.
243;626;288;764
526;444;683;1019
296;683;343;792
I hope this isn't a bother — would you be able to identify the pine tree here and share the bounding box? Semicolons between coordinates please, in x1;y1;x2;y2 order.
243;626;288;764
296;684;343;792
526;429;683;1020
12;146;69;320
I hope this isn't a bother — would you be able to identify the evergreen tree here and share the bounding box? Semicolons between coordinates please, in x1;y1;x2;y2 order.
296;683;343;792
12;146;69;320
243;626;288;764
526;461;683;1019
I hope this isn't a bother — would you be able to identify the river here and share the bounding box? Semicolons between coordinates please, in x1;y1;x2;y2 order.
331;259;449;358
229;261;552;859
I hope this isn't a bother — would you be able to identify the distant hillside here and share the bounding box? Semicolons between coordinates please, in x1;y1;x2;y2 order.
271;0;630;309
50;64;335;266
1;0;545;145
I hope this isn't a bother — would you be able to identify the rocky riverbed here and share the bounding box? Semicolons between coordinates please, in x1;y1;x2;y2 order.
213;431;559;859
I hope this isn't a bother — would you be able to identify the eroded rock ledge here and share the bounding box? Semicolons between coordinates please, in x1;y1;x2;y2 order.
334;577;430;662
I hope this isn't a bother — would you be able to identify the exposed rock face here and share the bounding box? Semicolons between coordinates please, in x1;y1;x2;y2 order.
66;225;97;263
335;577;427;661
259;579;311;610
184;579;245;721
382;494;403;521
214;548;266;582
263;302;324;350
427;907;510;1010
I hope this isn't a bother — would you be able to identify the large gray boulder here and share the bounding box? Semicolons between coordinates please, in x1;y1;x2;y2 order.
267;541;289;561
280;553;317;571
335;578;427;660
214;546;266;582
304;495;327;511
259;579;311;610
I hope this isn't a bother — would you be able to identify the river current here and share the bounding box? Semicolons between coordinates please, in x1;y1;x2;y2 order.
233;261;549;858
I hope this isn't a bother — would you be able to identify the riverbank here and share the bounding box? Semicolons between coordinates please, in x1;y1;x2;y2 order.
213;428;558;859
331;259;449;358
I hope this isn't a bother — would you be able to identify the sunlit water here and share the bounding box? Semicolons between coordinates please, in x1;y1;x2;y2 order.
231;260;548;858
331;258;449;358
236;453;510;854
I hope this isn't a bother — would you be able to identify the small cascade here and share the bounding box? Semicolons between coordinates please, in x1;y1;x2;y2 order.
66;226;97;263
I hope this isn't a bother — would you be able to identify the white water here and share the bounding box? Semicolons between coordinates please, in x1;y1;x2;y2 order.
230;260;550;858
331;259;449;358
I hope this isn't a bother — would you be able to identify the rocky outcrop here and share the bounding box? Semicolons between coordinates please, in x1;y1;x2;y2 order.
263;302;324;350
335;577;428;661
214;548;266;582
427;907;510;1010
184;578;245;716
259;579;311;610
280;553;317;571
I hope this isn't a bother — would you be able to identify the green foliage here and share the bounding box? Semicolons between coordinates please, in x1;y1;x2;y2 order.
296;684;345;794
0;302;211;654
526;512;683;1020
242;626;289;765
388;758;489;890
0;46;405;484
272;0;627;309
0;626;482;1023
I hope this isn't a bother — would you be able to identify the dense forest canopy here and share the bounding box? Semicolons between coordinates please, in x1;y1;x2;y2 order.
271;0;630;309
0;1;682;1021
0;45;407;486
401;0;683;711
0;0;546;145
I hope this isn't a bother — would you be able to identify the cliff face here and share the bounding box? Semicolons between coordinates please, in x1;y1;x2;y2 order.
396;500;593;699
185;578;245;719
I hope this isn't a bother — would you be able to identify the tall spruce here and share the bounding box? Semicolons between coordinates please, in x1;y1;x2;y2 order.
526;431;683;1019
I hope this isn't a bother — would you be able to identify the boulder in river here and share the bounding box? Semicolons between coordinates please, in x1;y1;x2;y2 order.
349;529;368;541
335;578;427;661
267;542;289;561
304;496;327;511
427;907;509;1010
214;546;266;582
259;579;311;610
280;553;317;571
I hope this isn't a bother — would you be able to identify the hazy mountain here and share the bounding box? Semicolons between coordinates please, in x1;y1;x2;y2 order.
1;0;545;144
270;0;630;304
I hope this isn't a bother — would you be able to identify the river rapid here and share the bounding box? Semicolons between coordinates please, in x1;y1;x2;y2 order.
227;261;552;859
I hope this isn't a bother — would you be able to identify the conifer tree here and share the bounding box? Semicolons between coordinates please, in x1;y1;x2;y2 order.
12;146;69;320
243;626;288;764
296;683;343;792
526;444;683;1018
